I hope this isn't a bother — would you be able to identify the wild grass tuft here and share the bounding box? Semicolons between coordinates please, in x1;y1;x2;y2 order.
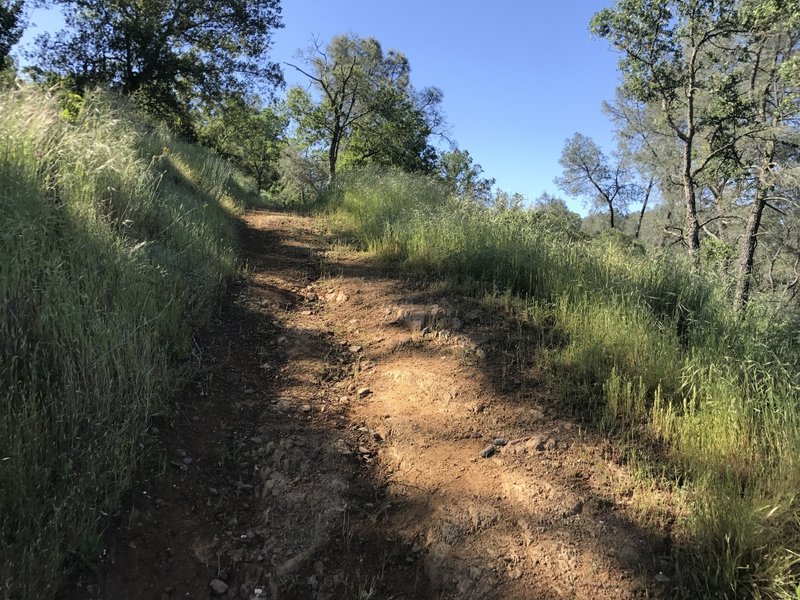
323;167;800;598
0;86;244;598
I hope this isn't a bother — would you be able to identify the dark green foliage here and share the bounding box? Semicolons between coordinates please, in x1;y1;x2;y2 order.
287;34;443;180
436;148;495;203
199;93;288;193
0;0;23;66
34;0;284;135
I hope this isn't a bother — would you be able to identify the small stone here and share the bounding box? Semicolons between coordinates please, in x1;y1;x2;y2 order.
182;456;193;465
563;499;584;518
358;446;371;455
208;487;219;495
209;578;229;595
336;292;349;303
493;438;508;447
480;445;496;459
475;348;487;360
301;310;312;316
372;431;383;442
301;404;312;413
349;345;362;353
357;387;371;398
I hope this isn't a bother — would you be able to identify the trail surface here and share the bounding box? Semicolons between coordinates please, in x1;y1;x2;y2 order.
63;211;669;599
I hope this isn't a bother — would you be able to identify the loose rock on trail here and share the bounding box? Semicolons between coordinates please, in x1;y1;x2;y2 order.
61;211;670;599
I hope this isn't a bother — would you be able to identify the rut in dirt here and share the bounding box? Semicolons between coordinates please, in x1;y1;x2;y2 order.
63;210;670;600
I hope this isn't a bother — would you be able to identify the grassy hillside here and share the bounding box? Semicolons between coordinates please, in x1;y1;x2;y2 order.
0;86;248;598
323;167;800;599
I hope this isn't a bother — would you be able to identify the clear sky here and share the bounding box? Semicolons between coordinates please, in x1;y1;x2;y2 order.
17;1;622;212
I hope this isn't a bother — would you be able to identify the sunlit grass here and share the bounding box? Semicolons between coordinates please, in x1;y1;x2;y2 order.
323;167;800;598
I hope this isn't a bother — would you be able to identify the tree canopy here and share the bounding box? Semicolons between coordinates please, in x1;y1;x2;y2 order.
0;0;24;66
593;0;800;310
35;0;284;134
286;34;444;180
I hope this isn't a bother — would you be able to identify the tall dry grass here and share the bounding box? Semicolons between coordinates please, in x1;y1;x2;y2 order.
324;167;800;598
0;86;243;598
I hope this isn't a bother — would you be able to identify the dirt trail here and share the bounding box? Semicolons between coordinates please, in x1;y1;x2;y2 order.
62;211;669;600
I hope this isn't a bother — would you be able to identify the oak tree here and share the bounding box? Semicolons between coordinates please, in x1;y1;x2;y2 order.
35;0;283;134
286;34;443;181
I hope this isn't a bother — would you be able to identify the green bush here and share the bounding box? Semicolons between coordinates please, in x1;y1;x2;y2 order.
0;86;243;598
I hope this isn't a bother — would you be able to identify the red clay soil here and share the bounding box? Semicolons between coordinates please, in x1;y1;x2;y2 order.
59;210;671;600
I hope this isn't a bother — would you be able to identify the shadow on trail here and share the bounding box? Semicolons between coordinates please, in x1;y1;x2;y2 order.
64;210;682;600
312;238;678;598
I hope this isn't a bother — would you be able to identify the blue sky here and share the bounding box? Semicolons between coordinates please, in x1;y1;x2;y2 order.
17;1;622;212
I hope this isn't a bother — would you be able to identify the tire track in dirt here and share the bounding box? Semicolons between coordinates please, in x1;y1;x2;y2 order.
60;210;669;600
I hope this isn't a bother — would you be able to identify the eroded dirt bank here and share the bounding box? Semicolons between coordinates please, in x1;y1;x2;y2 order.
61;211;669;600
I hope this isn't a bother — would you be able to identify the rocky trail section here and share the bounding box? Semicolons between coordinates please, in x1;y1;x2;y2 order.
62;211;669;600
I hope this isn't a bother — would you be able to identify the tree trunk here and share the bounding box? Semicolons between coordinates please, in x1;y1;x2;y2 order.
682;142;701;256
683;47;700;258
328;128;340;184
733;133;775;312
634;178;654;239
607;198;615;229
734;193;767;312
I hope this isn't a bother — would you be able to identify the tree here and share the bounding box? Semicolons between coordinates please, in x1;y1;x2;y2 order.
437;148;495;203
730;1;800;310
340;85;442;173
532;192;583;234
199;94;287;192
592;0;744;255
555;133;630;229
276;141;328;204
35;0;283;134
286;34;443;181
0;0;24;66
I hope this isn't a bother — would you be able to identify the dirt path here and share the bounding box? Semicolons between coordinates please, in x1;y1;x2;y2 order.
62;211;669;600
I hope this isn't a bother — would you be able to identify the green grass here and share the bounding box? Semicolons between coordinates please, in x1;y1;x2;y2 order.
0;86;245;598
323;167;800;599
